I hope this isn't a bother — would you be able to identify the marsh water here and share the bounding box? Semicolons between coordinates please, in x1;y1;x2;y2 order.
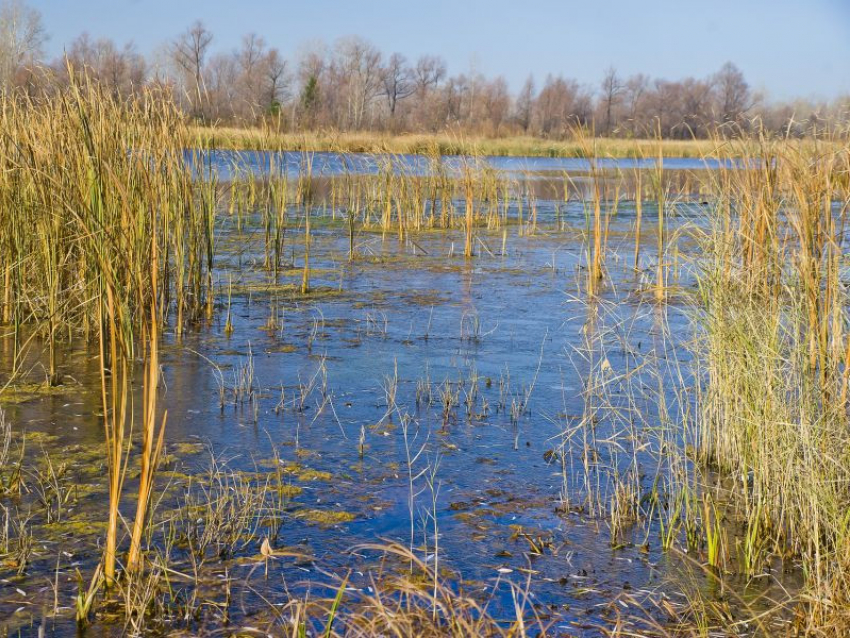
192;149;736;181
0;154;799;636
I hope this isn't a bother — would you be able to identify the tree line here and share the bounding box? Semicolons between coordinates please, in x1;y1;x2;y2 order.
2;1;847;139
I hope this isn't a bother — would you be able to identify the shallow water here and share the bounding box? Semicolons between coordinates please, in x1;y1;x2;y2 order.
0;178;801;635
190;149;737;181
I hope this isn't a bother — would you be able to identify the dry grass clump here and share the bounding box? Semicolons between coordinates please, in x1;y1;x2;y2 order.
0;75;213;359
0;75;212;614
319;544;537;637
691;132;850;633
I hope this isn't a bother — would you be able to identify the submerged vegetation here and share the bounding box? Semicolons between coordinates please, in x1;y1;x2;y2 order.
0;75;850;637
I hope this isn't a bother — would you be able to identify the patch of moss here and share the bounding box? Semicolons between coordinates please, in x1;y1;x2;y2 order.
276;484;303;498
296;469;333;482
18;431;60;445
295;508;356;526
159;470;194;482
229;282;344;302
159;453;180;467
42;518;108;537
278;461;333;482
171;441;206;456
265;344;298;354
6;383;70;404
398;290;450;306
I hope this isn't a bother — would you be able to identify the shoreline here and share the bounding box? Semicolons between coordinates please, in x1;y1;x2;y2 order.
186;127;744;159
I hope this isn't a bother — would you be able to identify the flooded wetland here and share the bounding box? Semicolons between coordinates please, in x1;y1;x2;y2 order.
0;89;849;638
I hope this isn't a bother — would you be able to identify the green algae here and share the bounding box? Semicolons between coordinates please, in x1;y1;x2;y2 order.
295;508;356;526
296;469;334;482
0;383;75;406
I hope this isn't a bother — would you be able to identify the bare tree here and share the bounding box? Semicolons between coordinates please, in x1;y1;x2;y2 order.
714;62;751;128
205;51;239;121
333;36;382;129
382;52;414;119
0;0;45;88
647;79;679;136
515;75;535;133
408;55;446;130
170;21;213;119
622;73;649;134
680;77;714;137
263;48;288;116
61;33;146;99
234;33;267;119
479;75;510;135
599;66;623;135
413;54;446;94
533;74;590;136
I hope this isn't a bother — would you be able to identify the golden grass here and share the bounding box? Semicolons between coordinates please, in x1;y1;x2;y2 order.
188;125;844;159
187;126;729;158
0;76;207;611
688;133;850;633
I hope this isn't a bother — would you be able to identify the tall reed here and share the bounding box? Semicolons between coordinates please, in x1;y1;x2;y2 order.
693;130;850;630
0;75;205;602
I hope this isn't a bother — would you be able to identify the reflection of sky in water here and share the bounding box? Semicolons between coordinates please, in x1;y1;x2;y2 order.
186;148;740;180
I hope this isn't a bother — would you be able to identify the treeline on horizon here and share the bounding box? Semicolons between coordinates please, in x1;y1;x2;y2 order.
1;0;848;140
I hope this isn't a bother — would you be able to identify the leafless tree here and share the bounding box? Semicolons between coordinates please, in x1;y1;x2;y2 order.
233;33;268;120
0;0;45;88
205;52;239;120
714;62;752;128
61;33;146;99
515;75;535;133
647;79;679;136
264;48;288;114
382;52;414;119
599;66;623;135
413;54;446;94
534;75;590;136
333;36;382;129
170;20;213;119
679;77;714;137
622;73;649;134
479;76;510;135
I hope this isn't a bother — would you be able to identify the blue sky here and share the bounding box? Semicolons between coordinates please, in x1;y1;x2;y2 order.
30;0;850;100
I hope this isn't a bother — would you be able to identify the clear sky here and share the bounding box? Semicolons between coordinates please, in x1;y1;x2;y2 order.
29;0;850;101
